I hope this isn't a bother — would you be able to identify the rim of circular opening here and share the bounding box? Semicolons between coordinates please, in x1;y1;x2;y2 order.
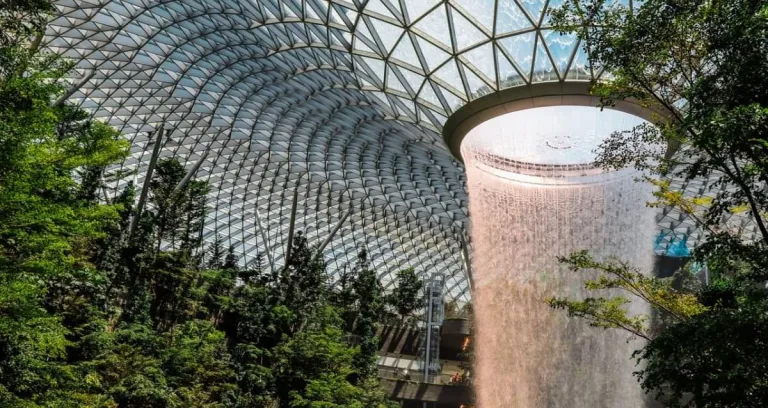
472;158;639;187
442;82;675;164
476;151;602;176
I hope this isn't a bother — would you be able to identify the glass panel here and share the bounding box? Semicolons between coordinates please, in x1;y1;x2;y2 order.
499;32;536;77
543;29;577;76
496;0;533;34
518;0;546;25
463;42;496;81
451;6;488;51
532;34;558;82
455;0;495;33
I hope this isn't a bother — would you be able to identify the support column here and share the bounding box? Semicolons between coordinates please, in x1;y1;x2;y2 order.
255;208;275;268
53;71;96;107
459;236;474;293
172;150;209;194
283;186;300;263
127;127;166;238
314;209;351;260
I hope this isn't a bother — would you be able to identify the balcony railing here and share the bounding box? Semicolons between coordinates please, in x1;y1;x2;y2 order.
377;366;468;387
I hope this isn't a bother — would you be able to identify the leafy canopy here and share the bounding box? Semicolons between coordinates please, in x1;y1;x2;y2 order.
0;1;399;407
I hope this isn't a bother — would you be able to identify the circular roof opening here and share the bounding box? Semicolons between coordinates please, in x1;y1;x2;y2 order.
461;105;647;167
460;105;649;184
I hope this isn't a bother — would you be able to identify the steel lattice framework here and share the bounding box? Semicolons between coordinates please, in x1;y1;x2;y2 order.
44;0;760;302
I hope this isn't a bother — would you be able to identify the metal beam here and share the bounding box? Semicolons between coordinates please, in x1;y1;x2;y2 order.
54;71;95;107
255;208;275;268
127;127;166;238
460;236;474;294
314;209;351;260
283;186;300;263
172;150;209;194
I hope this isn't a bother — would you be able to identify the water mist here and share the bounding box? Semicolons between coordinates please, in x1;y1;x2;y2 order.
461;106;656;407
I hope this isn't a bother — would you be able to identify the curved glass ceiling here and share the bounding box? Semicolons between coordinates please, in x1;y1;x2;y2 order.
43;0;759;301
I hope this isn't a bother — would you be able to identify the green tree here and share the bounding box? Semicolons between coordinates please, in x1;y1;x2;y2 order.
351;249;384;382
278;232;327;335
0;2;397;406
386;267;423;325
146;159;209;254
0;2;129;405
330;265;357;331
547;1;768;406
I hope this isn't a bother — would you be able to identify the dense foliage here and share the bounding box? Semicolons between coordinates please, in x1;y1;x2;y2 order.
0;2;410;406
385;268;423;325
548;1;768;407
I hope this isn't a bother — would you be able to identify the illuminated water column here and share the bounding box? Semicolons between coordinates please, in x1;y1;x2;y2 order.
461;106;656;407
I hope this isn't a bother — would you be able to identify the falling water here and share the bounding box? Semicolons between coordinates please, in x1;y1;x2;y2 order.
461;106;656;407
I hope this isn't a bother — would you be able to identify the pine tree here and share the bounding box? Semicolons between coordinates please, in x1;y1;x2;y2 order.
387;267;423;325
351;249;383;382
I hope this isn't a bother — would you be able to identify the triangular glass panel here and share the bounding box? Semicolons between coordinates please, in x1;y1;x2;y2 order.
308;26;326;46
436;84;465;112
386;65;408;94
365;0;396;19
358;76;377;89
519;0;546;25
462;63;494;99
533;35;558;82
282;1;300;19
455;0;495;33
370;91;393;113
354;37;377;54
418;81;443;109
305;2;323;22
566;41;591;80
406;0;440;23
369;17;404;54
391;34;420;68
415;35;452;73
496;0;533;34
286;24;308;45
450;7;488;51
462;42;495;82
496;45;527;88
356;14;375;40
414;4;452;50
433;59;464;91
398;66;426;93
339;5;359;26
328;5;346;27
428;109;448;127
385;0;403;19
499;32;536;77
262;2;281;21
329;28;352;49
395;96;417;121
543;29;577;76
360;55;386;84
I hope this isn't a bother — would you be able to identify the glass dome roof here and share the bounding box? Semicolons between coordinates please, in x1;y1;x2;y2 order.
43;0;760;301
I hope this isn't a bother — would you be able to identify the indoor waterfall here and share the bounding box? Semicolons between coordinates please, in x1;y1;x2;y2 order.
461;106;656;407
